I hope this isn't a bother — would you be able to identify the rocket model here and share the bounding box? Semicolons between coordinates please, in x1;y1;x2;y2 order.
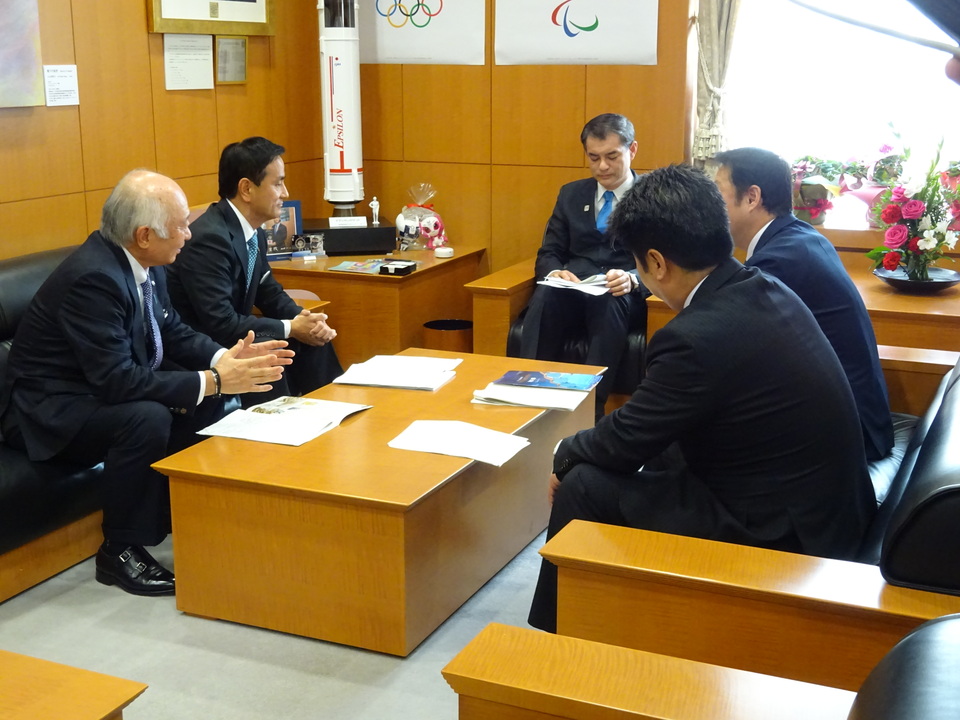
319;0;364;213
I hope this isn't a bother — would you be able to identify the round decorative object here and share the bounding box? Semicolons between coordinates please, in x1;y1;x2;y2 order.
873;267;960;295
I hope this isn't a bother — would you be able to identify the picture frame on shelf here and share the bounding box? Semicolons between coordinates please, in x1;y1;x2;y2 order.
216;35;247;84
147;0;274;36
264;200;301;257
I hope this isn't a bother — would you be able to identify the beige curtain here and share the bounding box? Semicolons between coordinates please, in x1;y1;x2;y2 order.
692;0;742;163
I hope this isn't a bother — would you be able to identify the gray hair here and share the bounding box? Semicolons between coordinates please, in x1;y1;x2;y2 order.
100;169;173;247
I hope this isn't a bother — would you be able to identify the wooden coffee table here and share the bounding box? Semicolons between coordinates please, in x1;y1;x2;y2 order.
0;650;146;720
154;349;597;656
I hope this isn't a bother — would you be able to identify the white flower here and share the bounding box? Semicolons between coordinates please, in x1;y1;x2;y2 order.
919;215;933;231
946;231;958;250
935;219;950;234
918;233;939;251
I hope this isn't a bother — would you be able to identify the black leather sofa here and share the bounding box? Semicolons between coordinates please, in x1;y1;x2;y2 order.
0;246;104;603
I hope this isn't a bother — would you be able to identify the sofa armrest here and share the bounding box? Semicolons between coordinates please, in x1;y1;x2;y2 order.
541;520;960;692
466;258;537;356
442;622;855;720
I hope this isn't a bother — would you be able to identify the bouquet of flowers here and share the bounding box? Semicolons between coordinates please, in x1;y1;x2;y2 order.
867;147;959;282
791;156;868;224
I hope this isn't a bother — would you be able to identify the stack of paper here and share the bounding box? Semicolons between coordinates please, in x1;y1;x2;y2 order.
388;420;529;466
473;383;590;411
537;274;609;296
199;397;371;446
333;355;462;391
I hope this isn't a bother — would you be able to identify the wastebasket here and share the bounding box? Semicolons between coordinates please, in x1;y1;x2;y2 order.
422;319;473;353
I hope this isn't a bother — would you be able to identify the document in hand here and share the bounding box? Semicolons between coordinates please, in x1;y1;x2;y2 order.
388;420;530;466
494;370;602;391
537;274;609;296
472;383;590;411
333;355;462;391
198;397;372;446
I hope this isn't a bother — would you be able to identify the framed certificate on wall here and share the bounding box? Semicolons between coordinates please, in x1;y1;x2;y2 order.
148;0;274;36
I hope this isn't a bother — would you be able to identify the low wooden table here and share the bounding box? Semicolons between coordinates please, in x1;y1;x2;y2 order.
271;246;488;368
154;349;596;656
0;650;146;720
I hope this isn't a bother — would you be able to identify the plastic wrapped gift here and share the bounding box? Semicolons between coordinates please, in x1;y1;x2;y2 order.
396;182;443;250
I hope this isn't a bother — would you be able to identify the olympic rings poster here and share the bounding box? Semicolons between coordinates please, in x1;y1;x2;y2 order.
359;0;485;65
495;0;658;66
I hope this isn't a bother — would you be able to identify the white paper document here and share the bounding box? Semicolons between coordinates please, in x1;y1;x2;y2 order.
388;420;530;467
472;383;590;412
199;397;371;446
537;275;609;296
333;355;462;391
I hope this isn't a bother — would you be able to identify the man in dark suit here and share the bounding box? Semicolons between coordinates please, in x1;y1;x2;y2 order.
520;114;647;419
167;136;342;406
528;164;877;632
0;170;293;597
711;147;894;462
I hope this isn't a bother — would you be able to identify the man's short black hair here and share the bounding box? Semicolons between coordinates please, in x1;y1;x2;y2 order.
580;113;635;149
218;136;286;200
712;147;794;217
608;164;733;272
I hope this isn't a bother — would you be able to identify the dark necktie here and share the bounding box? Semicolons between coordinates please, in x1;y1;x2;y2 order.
246;232;258;289
596;190;616;233
141;276;163;370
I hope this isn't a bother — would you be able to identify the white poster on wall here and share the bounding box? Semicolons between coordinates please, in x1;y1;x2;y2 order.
359;0;485;65
495;0;659;65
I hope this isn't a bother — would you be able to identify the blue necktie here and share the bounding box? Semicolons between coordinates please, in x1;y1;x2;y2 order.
596;190;615;233
141;276;163;370
246;232;258;289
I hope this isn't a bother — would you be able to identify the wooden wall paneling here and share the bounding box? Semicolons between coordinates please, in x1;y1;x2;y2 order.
0;106;84;204
490;165;586;271
586;0;697;169
0;194;88;260
283;159;325;221
176;174;219;209
359;65;405;162
0;0;83;204
401;161;492;251
73;0;157;191
215;37;280;149
83;188;110;235
491;66;587;168
147;35;220;180
401;66;492;164
359;159;406;227
271;1;323;162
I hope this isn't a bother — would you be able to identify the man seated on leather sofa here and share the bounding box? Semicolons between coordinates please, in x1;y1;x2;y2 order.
0;170;293;597
528;164;877;632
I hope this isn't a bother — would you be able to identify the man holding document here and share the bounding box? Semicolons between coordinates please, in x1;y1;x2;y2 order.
527;164;877;632
518;114;648;419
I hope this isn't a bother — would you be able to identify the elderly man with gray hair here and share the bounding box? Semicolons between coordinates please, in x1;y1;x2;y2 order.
0;169;292;597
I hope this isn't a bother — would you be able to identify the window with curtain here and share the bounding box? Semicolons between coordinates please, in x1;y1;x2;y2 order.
724;0;960;173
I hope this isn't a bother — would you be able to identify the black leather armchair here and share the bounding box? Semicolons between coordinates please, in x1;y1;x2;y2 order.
0;246;104;601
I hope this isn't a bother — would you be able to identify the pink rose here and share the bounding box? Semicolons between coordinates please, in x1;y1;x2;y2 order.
884;224;909;248
880;204;903;224
882;251;901;270
901;199;926;219
890;186;908;203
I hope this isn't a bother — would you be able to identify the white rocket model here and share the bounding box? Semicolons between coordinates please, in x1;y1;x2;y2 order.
319;0;364;214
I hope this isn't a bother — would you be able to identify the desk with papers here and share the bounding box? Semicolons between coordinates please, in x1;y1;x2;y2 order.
153;349;599;656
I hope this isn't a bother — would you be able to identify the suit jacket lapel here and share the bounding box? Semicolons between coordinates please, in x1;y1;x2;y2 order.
217;199;259;309
104;237;151;366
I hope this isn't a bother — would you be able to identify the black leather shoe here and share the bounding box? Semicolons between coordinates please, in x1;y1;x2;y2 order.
95;544;175;596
